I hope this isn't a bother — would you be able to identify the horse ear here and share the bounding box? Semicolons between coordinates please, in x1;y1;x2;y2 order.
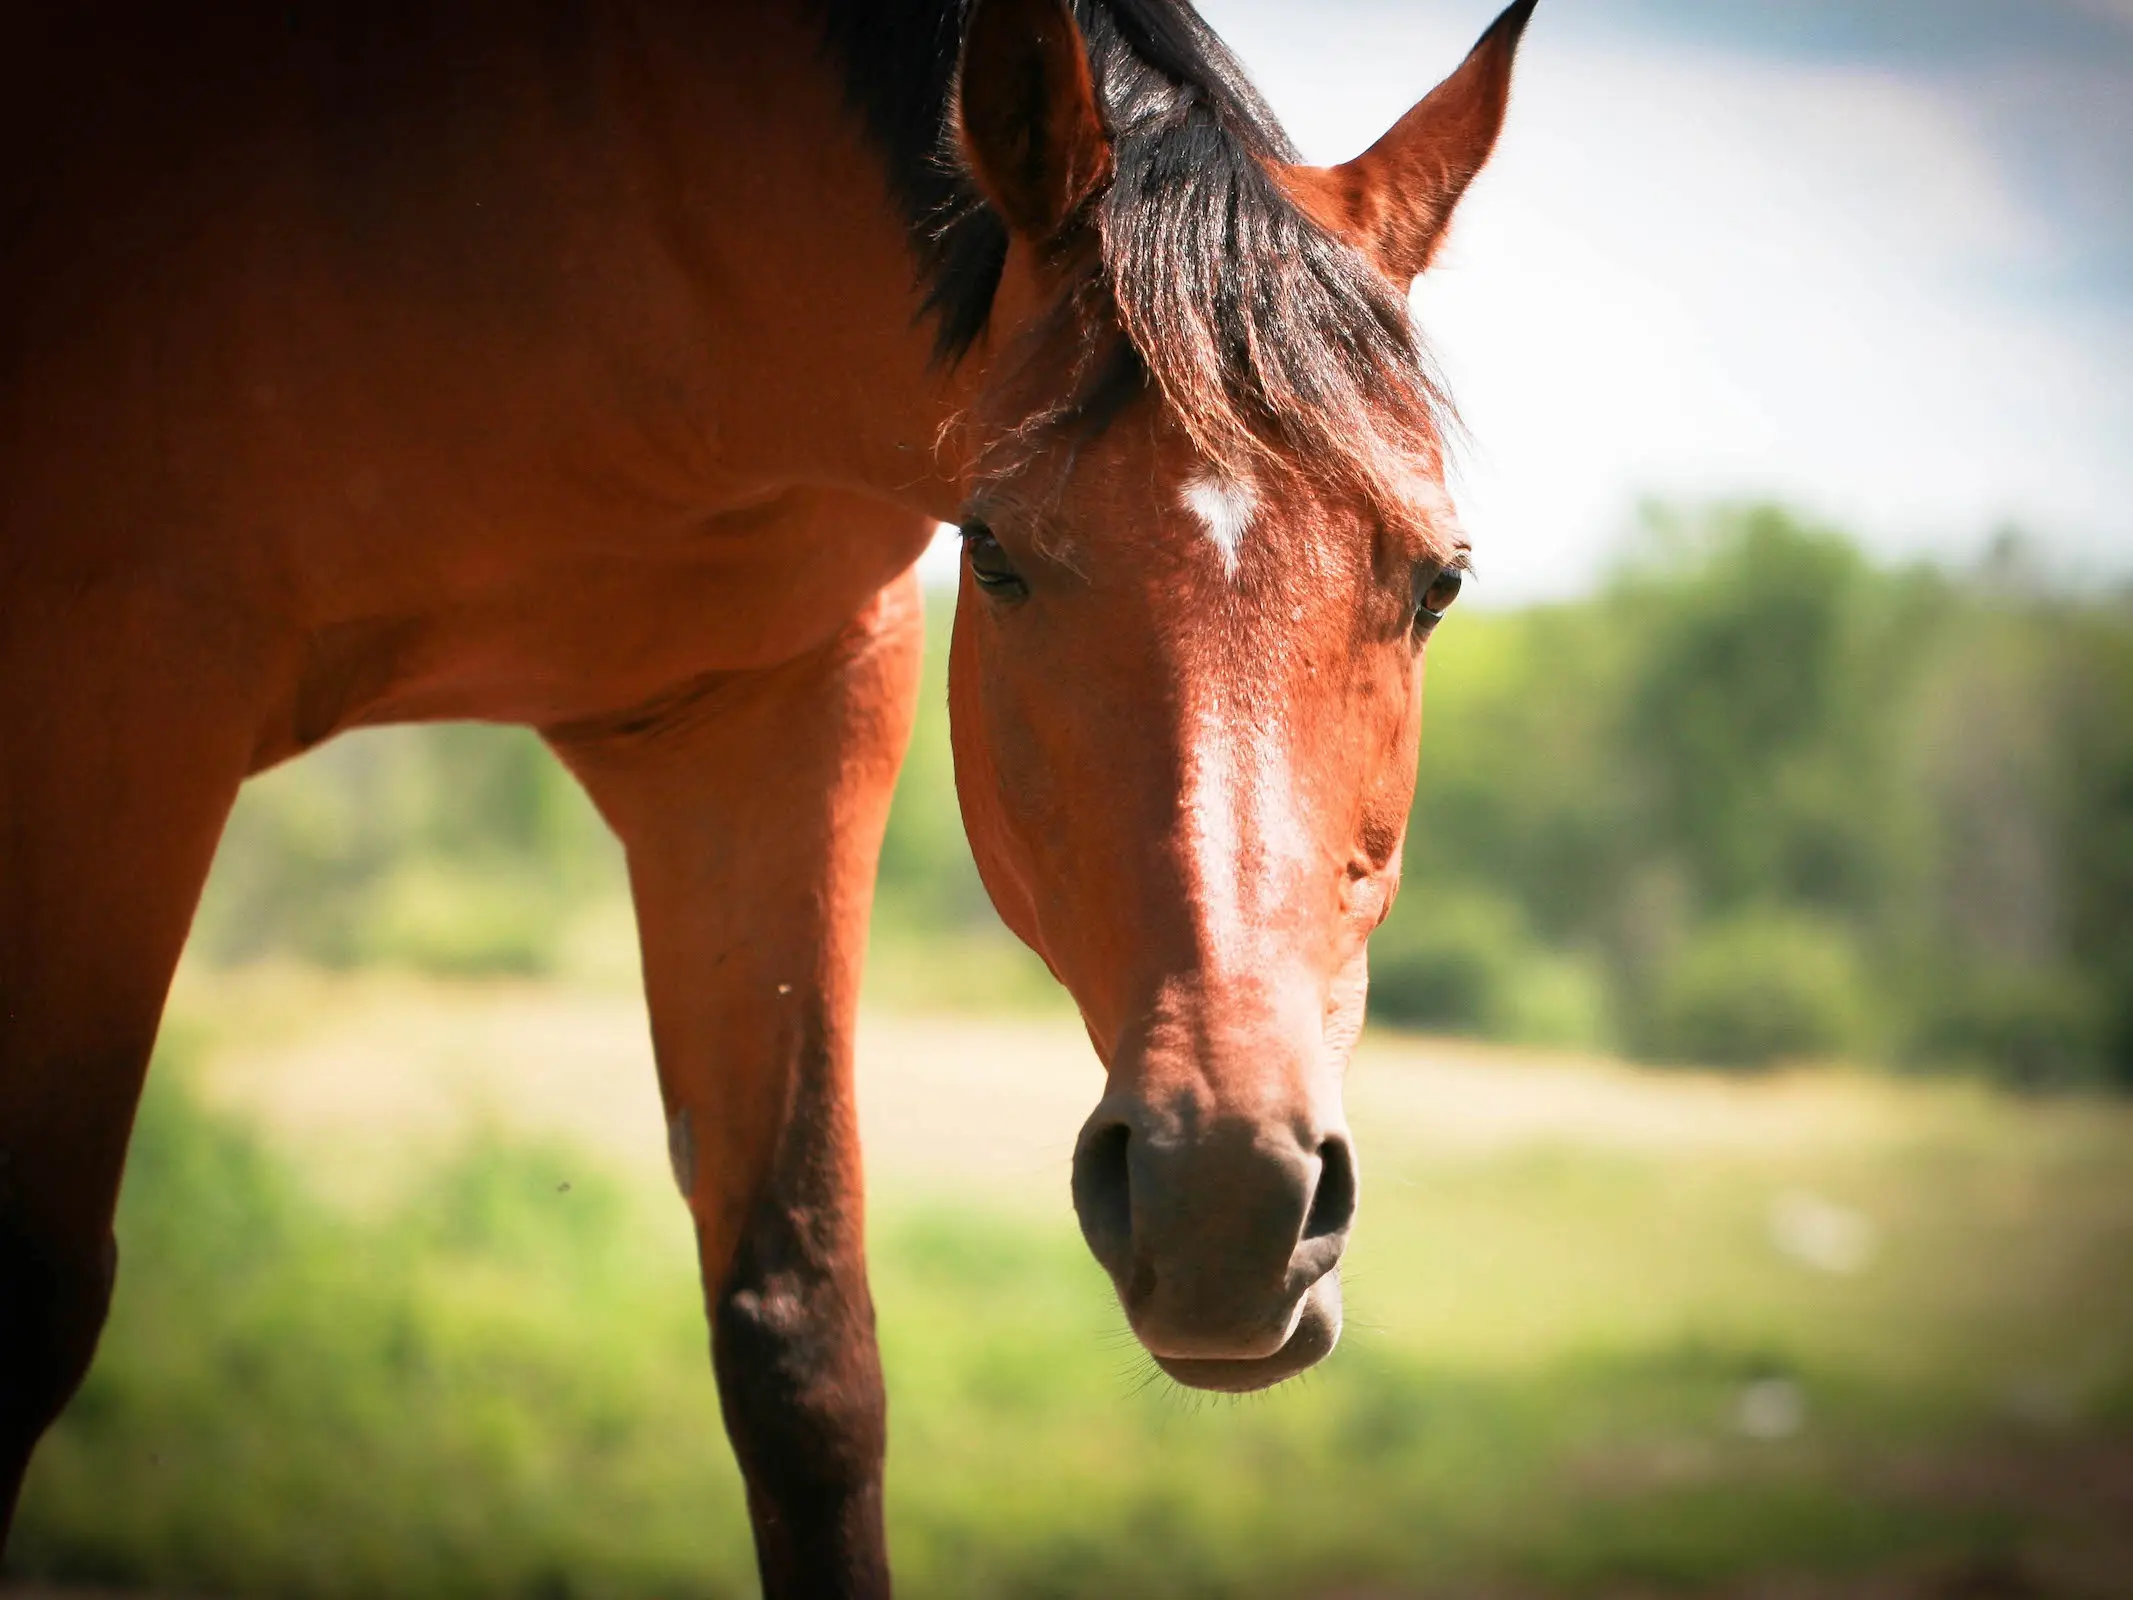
1295;0;1537;284
958;0;1113;245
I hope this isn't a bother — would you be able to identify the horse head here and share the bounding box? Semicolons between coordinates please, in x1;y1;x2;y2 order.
946;0;1536;1390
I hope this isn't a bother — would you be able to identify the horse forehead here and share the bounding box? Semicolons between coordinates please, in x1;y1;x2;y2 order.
1167;467;1370;590
1167;462;1468;586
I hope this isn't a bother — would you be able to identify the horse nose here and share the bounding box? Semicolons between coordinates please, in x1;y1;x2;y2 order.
1070;1102;1357;1361
1070;1117;1138;1284
1303;1130;1359;1242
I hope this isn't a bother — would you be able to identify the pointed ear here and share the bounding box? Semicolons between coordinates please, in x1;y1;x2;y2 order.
957;0;1113;245
1290;0;1537;284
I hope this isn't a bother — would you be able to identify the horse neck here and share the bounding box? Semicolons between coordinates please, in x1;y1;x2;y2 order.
628;2;983;522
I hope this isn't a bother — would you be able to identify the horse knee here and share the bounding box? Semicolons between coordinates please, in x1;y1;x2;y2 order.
0;1220;117;1458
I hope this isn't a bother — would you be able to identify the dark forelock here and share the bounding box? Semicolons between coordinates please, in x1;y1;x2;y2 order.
816;0;1454;505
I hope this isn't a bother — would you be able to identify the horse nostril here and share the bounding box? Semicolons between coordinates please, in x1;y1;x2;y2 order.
1303;1136;1357;1242
1071;1120;1134;1278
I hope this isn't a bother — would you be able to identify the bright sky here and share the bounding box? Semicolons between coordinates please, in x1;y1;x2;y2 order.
924;0;2133;604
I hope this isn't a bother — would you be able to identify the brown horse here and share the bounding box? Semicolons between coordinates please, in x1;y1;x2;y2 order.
0;0;1535;1590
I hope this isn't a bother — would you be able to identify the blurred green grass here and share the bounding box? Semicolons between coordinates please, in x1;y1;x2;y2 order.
10;1007;2131;1599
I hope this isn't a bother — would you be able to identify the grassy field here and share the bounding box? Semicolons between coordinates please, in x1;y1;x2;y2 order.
7;966;2132;1599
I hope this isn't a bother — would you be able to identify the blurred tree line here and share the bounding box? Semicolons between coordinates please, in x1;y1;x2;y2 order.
1370;505;2133;1087
193;505;2133;1087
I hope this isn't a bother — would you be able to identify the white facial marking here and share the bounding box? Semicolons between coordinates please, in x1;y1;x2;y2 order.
1181;473;1258;580
1184;691;1313;975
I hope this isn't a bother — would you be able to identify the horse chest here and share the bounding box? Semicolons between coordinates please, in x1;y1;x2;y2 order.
268;486;934;757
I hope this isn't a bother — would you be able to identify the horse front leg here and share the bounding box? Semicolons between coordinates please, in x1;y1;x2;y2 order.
549;572;923;1599
0;586;262;1548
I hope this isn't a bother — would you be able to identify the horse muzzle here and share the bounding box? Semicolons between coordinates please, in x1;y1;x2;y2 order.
1070;1090;1357;1392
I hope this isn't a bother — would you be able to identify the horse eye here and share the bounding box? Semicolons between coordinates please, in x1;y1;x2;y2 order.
1413;562;1464;632
961;520;1028;602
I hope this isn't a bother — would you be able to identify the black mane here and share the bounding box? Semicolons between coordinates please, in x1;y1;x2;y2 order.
816;0;1454;509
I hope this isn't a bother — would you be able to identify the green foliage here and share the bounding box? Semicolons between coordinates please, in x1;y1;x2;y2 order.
1377;507;2133;1083
1637;911;1869;1068
196;725;622;976
1616;508;1888;915
1910;965;2111;1092
1367;886;1607;1048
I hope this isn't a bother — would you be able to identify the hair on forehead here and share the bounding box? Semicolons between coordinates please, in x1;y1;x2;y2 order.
817;0;1458;516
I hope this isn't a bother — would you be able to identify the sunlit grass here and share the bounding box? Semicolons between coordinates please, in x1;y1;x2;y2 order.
9;993;2132;1598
